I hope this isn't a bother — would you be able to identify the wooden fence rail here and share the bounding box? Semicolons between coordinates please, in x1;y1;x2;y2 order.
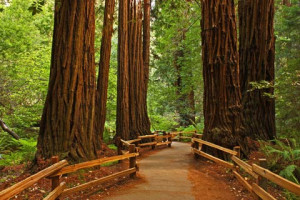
118;133;173;155
191;137;300;200
171;131;202;142
0;149;138;200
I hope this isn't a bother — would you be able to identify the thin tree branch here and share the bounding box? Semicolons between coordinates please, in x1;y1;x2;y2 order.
0;119;19;140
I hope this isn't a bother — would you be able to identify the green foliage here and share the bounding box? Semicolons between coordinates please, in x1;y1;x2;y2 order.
107;144;117;151
0;0;53;136
275;1;300;139
149;0;203;128
150;114;178;131
0;137;37;166
176;122;204;133
260;139;300;184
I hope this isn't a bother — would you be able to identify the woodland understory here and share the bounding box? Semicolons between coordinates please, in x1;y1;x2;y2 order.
0;0;299;199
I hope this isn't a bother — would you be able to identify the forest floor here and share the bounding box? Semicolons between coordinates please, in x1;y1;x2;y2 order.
0;142;286;200
103;142;253;200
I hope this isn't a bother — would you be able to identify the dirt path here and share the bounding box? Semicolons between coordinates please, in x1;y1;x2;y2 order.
105;142;244;200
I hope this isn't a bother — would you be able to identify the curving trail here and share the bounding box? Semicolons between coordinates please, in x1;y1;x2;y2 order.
105;142;241;200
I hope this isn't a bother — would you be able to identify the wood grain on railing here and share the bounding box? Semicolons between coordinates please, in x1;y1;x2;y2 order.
43;182;66;200
233;170;252;193
127;138;141;144
193;148;234;169
253;164;300;196
0;160;68;200
120;139;131;147
60;168;136;197
138;135;156;139
51;154;137;177
252;183;276;200
231;156;258;179
193;138;238;156
138;142;157;147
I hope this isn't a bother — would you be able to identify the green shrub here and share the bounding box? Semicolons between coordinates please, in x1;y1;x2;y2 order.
260;138;300;200
150;114;178;131
260;138;300;183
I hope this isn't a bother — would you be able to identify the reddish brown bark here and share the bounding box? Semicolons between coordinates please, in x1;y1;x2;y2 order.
117;0;151;140
201;0;245;151
128;0;151;138
116;0;130;140
282;0;291;6
238;0;276;140
37;0;98;162
95;0;115;147
142;0;151;133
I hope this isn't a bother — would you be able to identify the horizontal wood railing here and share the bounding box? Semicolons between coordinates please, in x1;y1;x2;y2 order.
191;137;300;200
118;132;173;155
44;182;66;200
171;131;202;142
0;160;68;200
0;149;138;200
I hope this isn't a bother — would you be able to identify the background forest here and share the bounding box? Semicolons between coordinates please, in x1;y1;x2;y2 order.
0;0;299;189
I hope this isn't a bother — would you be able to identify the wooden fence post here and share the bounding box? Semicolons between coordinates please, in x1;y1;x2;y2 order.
193;140;200;159
257;159;268;190
51;156;60;200
233;146;241;158
162;131;167;142
152;135;156;150
168;133;172;147
179;132;182;142
129;144;137;177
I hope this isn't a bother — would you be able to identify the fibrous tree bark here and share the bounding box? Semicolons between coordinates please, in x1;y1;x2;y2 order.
142;0;151;134
37;0;98;162
201;0;245;151
116;0;151;140
174;31;196;127
116;0;130;140
238;0;276;140
95;0;115;147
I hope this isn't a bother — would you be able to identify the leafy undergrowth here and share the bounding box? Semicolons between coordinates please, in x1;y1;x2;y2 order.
249;138;300;200
0;135;37;168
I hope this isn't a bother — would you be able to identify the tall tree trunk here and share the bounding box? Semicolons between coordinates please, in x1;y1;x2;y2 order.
37;0;98;162
201;0;245;152
239;0;276;140
95;0;115;148
174;31;196;127
116;0;130;140
282;0;291;6
128;0;151;138
117;0;151;140
142;0;151;133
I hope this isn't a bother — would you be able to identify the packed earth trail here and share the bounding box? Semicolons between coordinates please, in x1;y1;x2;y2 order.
105;142;247;200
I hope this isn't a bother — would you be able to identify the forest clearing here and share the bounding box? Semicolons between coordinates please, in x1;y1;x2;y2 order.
0;0;299;199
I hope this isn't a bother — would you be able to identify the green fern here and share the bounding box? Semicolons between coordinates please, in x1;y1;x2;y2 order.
260;138;300;184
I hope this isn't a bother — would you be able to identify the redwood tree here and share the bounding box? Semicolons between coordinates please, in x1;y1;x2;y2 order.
142;0;152;134
95;0;115;146
238;0;276;140
116;0;130;140
116;0;151;140
36;0;98;162
201;0;245;150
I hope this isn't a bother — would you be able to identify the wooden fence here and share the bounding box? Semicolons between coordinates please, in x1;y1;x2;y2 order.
0;149;138;200
191;137;300;200
171;131;202;142
117;133;172;155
